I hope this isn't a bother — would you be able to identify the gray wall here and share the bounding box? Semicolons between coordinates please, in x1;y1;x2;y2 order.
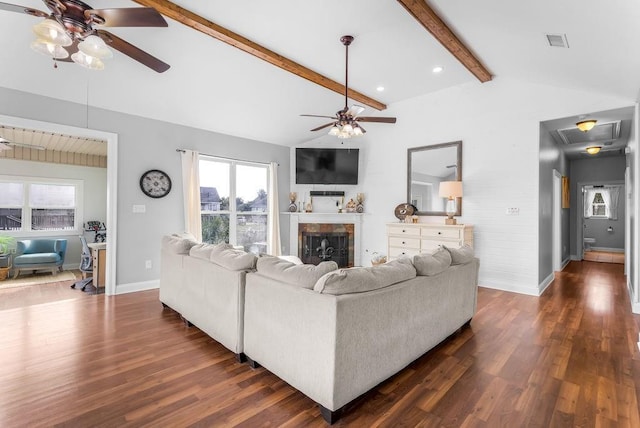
569;155;626;255
0;159;107;269
0;87;290;287
538;123;570;283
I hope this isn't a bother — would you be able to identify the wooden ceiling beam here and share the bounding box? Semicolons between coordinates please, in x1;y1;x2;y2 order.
132;0;387;111
397;0;492;83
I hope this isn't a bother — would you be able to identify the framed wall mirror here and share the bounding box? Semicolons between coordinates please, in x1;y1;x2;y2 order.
407;141;462;216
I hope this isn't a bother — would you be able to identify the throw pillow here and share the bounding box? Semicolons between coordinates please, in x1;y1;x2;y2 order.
256;256;338;289
210;245;257;271
413;247;452;276
313;257;417;295
443;244;475;265
162;234;198;255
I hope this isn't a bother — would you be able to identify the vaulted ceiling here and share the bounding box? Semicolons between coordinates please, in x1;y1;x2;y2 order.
0;0;639;147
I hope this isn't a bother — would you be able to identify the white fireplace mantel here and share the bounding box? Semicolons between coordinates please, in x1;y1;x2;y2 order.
285;212;363;266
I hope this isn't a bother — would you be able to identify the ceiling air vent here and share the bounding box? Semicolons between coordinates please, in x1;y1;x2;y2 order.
546;33;569;48
557;121;621;145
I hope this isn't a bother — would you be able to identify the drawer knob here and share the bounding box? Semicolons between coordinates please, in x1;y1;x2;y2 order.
438;232;442;235
402;229;406;233
402;241;406;244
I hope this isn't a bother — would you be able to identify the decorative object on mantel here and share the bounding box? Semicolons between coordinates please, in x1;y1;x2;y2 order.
394;203;417;222
345;198;357;213
356;193;364;213
305;197;313;213
439;181;463;225
288;192;298;212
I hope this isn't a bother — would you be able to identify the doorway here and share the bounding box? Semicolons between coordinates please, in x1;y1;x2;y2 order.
0;114;118;295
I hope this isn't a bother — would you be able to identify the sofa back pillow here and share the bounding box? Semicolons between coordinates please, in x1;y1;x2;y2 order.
413;247;452;276
256;256;338;289
210;245;257;271
189;243;230;261
162;233;198;255
443;244;475;265
314;257;417;295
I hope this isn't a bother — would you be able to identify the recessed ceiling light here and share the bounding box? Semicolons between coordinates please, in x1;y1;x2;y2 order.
432;66;444;74
376;86;385;92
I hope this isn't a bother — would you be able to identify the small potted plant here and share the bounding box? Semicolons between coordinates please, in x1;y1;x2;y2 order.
0;235;16;281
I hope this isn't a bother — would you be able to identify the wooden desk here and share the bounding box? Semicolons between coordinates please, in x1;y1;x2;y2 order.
87;243;106;292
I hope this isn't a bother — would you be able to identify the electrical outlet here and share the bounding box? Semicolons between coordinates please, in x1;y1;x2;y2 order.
145;260;152;269
506;207;520;215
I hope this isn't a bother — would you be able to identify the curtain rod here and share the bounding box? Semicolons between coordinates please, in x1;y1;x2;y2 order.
176;148;278;166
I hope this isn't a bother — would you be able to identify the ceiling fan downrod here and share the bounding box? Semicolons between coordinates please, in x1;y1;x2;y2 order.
340;35;353;111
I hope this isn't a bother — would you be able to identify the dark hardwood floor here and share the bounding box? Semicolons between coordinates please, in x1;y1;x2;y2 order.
0;261;638;427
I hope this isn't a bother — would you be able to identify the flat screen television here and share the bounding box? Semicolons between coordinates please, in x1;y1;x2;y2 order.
296;148;359;185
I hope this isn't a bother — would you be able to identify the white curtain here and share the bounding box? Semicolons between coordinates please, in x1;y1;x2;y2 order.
600;188;612;219
607;186;620;220
583;188;597;218
180;150;202;242
267;162;281;256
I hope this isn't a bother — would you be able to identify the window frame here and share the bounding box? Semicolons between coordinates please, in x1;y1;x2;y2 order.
0;175;84;237
590;191;607;218
199;156;270;248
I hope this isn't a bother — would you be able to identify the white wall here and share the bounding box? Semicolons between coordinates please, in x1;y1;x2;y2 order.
628;103;640;312
0;159;107;269
337;77;633;296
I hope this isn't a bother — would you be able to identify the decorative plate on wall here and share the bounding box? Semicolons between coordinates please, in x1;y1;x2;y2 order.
140;169;172;198
394;203;417;221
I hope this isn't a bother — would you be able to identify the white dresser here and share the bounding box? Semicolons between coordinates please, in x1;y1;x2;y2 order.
386;223;474;259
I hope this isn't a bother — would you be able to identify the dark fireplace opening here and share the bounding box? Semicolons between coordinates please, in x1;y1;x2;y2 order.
301;232;349;267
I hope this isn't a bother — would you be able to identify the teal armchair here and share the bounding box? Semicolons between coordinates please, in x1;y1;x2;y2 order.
13;239;67;279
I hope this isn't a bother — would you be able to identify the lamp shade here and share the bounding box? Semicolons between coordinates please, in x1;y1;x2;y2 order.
439;181;463;199
576;120;597;132
586;146;601;155
32;19;72;47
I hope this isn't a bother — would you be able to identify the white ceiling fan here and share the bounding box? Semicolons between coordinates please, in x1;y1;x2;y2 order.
0;137;45;151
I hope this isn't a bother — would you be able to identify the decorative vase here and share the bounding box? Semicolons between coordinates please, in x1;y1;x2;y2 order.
356;193;364;213
288;192;298;212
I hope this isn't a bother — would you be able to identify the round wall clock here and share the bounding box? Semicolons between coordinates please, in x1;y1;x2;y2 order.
140;169;172;198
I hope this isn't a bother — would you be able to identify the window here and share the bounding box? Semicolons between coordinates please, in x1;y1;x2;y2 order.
591;192;606;217
199;157;269;253
0;177;83;235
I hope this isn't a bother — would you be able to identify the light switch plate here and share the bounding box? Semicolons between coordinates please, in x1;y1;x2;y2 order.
506;207;519;215
133;204;146;213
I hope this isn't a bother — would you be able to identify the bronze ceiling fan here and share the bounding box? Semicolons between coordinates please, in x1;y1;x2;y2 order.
0;0;169;72
301;35;396;139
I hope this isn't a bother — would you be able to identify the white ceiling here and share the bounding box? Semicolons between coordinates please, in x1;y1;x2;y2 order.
0;0;639;147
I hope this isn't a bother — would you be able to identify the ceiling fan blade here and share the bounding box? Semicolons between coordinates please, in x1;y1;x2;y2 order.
357;124;367;133
356;116;397;124
97;30;170;73
301;114;337;119
87;8;168;27
347;105;365;117
311;122;335;132
0;2;48;17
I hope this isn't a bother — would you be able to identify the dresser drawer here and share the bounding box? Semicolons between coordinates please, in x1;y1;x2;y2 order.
421;228;461;239
389;247;420;258
421;239;461;252
389;236;420;249
387;225;421;237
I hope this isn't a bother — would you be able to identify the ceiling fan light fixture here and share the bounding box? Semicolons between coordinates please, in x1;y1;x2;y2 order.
32;19;72;47
586;146;601;155
30;39;69;59
71;51;105;70
328;126;340;136
353;125;363;136
78;35;113;60
576;119;597;132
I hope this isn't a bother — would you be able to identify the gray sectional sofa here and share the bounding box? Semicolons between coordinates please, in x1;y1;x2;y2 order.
160;234;479;424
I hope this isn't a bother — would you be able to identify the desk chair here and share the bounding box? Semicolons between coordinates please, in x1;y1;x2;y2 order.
71;235;94;291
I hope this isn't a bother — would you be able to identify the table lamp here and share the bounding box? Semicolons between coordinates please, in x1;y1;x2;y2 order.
439;181;463;225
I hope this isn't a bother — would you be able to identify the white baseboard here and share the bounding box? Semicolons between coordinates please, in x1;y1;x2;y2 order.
561;258;571;270
570;255;581;261
116;279;159;295
538;273;555;295
479;281;540;296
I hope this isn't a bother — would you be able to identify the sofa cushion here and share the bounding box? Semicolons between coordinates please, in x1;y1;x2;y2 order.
14;253;60;265
443;244;475;265
413;247;452;276
210;245;257;271
189;243;231;261
162;234;198;255
256;256;338;289
314;257;417;295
